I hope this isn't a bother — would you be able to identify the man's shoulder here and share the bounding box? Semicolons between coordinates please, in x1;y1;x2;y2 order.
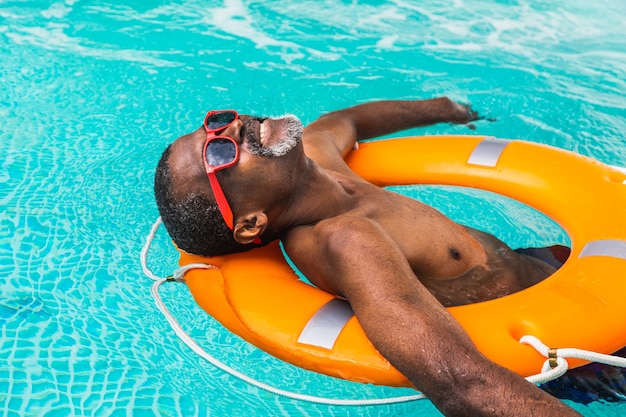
288;214;374;239
282;215;389;293
283;215;386;264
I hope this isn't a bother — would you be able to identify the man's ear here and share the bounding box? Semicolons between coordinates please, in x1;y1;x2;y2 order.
233;211;267;245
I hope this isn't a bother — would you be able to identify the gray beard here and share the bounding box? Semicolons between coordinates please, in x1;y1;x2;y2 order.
248;114;303;158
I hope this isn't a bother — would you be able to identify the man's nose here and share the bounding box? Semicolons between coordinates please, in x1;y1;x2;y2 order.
222;119;244;144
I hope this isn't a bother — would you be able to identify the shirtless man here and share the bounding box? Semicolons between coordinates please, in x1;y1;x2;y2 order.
154;97;581;416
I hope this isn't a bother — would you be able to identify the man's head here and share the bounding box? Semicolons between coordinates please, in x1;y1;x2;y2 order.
154;110;304;257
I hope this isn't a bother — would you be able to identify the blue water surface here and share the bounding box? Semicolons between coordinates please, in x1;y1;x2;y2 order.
1;0;625;416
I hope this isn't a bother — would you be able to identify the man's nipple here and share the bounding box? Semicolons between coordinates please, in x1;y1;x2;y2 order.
449;247;462;260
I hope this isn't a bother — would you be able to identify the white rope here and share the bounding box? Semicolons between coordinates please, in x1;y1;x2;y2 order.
142;218;427;406
141;217;163;281
140;217;216;282
521;335;626;385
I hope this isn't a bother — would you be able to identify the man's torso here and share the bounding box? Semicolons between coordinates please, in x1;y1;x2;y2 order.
283;173;556;307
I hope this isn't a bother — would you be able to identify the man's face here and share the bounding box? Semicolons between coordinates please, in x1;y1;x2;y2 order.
167;112;307;223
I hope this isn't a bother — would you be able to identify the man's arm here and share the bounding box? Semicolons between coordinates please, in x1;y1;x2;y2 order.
285;220;581;417
302;97;478;174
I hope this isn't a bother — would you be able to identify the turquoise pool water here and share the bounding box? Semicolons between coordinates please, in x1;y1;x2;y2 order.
2;0;625;416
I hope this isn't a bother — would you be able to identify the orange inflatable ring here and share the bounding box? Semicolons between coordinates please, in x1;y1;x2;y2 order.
180;135;626;388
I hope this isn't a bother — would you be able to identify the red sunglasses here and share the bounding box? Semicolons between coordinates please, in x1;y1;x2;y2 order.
202;110;261;244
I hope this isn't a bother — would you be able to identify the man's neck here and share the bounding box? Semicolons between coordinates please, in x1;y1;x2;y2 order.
271;161;362;232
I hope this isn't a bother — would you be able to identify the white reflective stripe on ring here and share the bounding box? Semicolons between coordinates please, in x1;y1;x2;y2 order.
297;298;354;350
579;240;626;260
467;137;511;167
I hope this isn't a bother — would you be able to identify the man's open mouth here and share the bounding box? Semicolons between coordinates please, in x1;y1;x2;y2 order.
244;116;267;147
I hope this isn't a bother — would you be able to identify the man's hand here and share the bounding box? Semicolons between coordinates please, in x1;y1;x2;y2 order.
449;101;496;130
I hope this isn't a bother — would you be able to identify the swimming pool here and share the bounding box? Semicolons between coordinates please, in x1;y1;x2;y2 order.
1;0;625;415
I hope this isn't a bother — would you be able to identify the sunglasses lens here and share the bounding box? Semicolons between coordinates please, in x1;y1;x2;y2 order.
206;111;237;131
206;138;237;166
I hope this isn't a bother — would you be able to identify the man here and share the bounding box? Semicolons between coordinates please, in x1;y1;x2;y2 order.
154;97;581;416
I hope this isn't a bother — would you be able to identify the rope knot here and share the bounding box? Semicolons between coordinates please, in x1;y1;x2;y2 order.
547;348;559;369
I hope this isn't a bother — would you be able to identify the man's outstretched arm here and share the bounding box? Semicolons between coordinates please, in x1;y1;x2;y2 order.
302;97;478;173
